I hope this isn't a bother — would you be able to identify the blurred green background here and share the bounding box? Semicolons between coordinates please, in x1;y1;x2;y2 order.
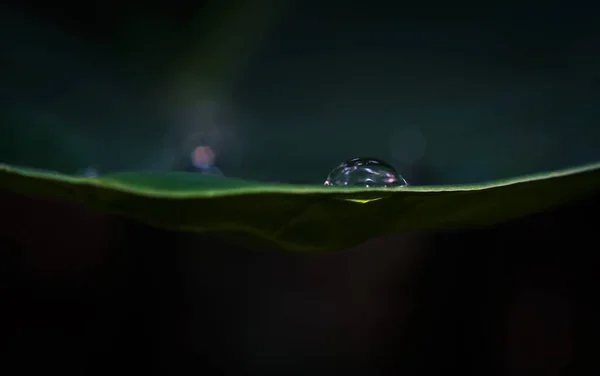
2;0;599;185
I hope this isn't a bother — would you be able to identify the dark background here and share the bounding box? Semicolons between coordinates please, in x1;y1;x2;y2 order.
0;1;593;375
2;0;600;184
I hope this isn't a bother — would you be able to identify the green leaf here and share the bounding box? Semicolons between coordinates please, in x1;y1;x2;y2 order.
1;162;599;252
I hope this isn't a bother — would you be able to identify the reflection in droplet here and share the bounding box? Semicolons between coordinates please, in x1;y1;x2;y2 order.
324;157;408;188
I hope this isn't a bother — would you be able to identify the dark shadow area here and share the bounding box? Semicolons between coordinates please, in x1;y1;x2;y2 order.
0;189;594;375
392;192;594;375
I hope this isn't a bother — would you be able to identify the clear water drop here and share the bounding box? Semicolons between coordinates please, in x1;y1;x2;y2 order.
324;157;408;187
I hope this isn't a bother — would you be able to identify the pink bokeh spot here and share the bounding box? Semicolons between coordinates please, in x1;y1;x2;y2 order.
191;146;215;169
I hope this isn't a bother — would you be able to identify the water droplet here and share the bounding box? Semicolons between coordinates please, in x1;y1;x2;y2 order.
324;157;408;187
